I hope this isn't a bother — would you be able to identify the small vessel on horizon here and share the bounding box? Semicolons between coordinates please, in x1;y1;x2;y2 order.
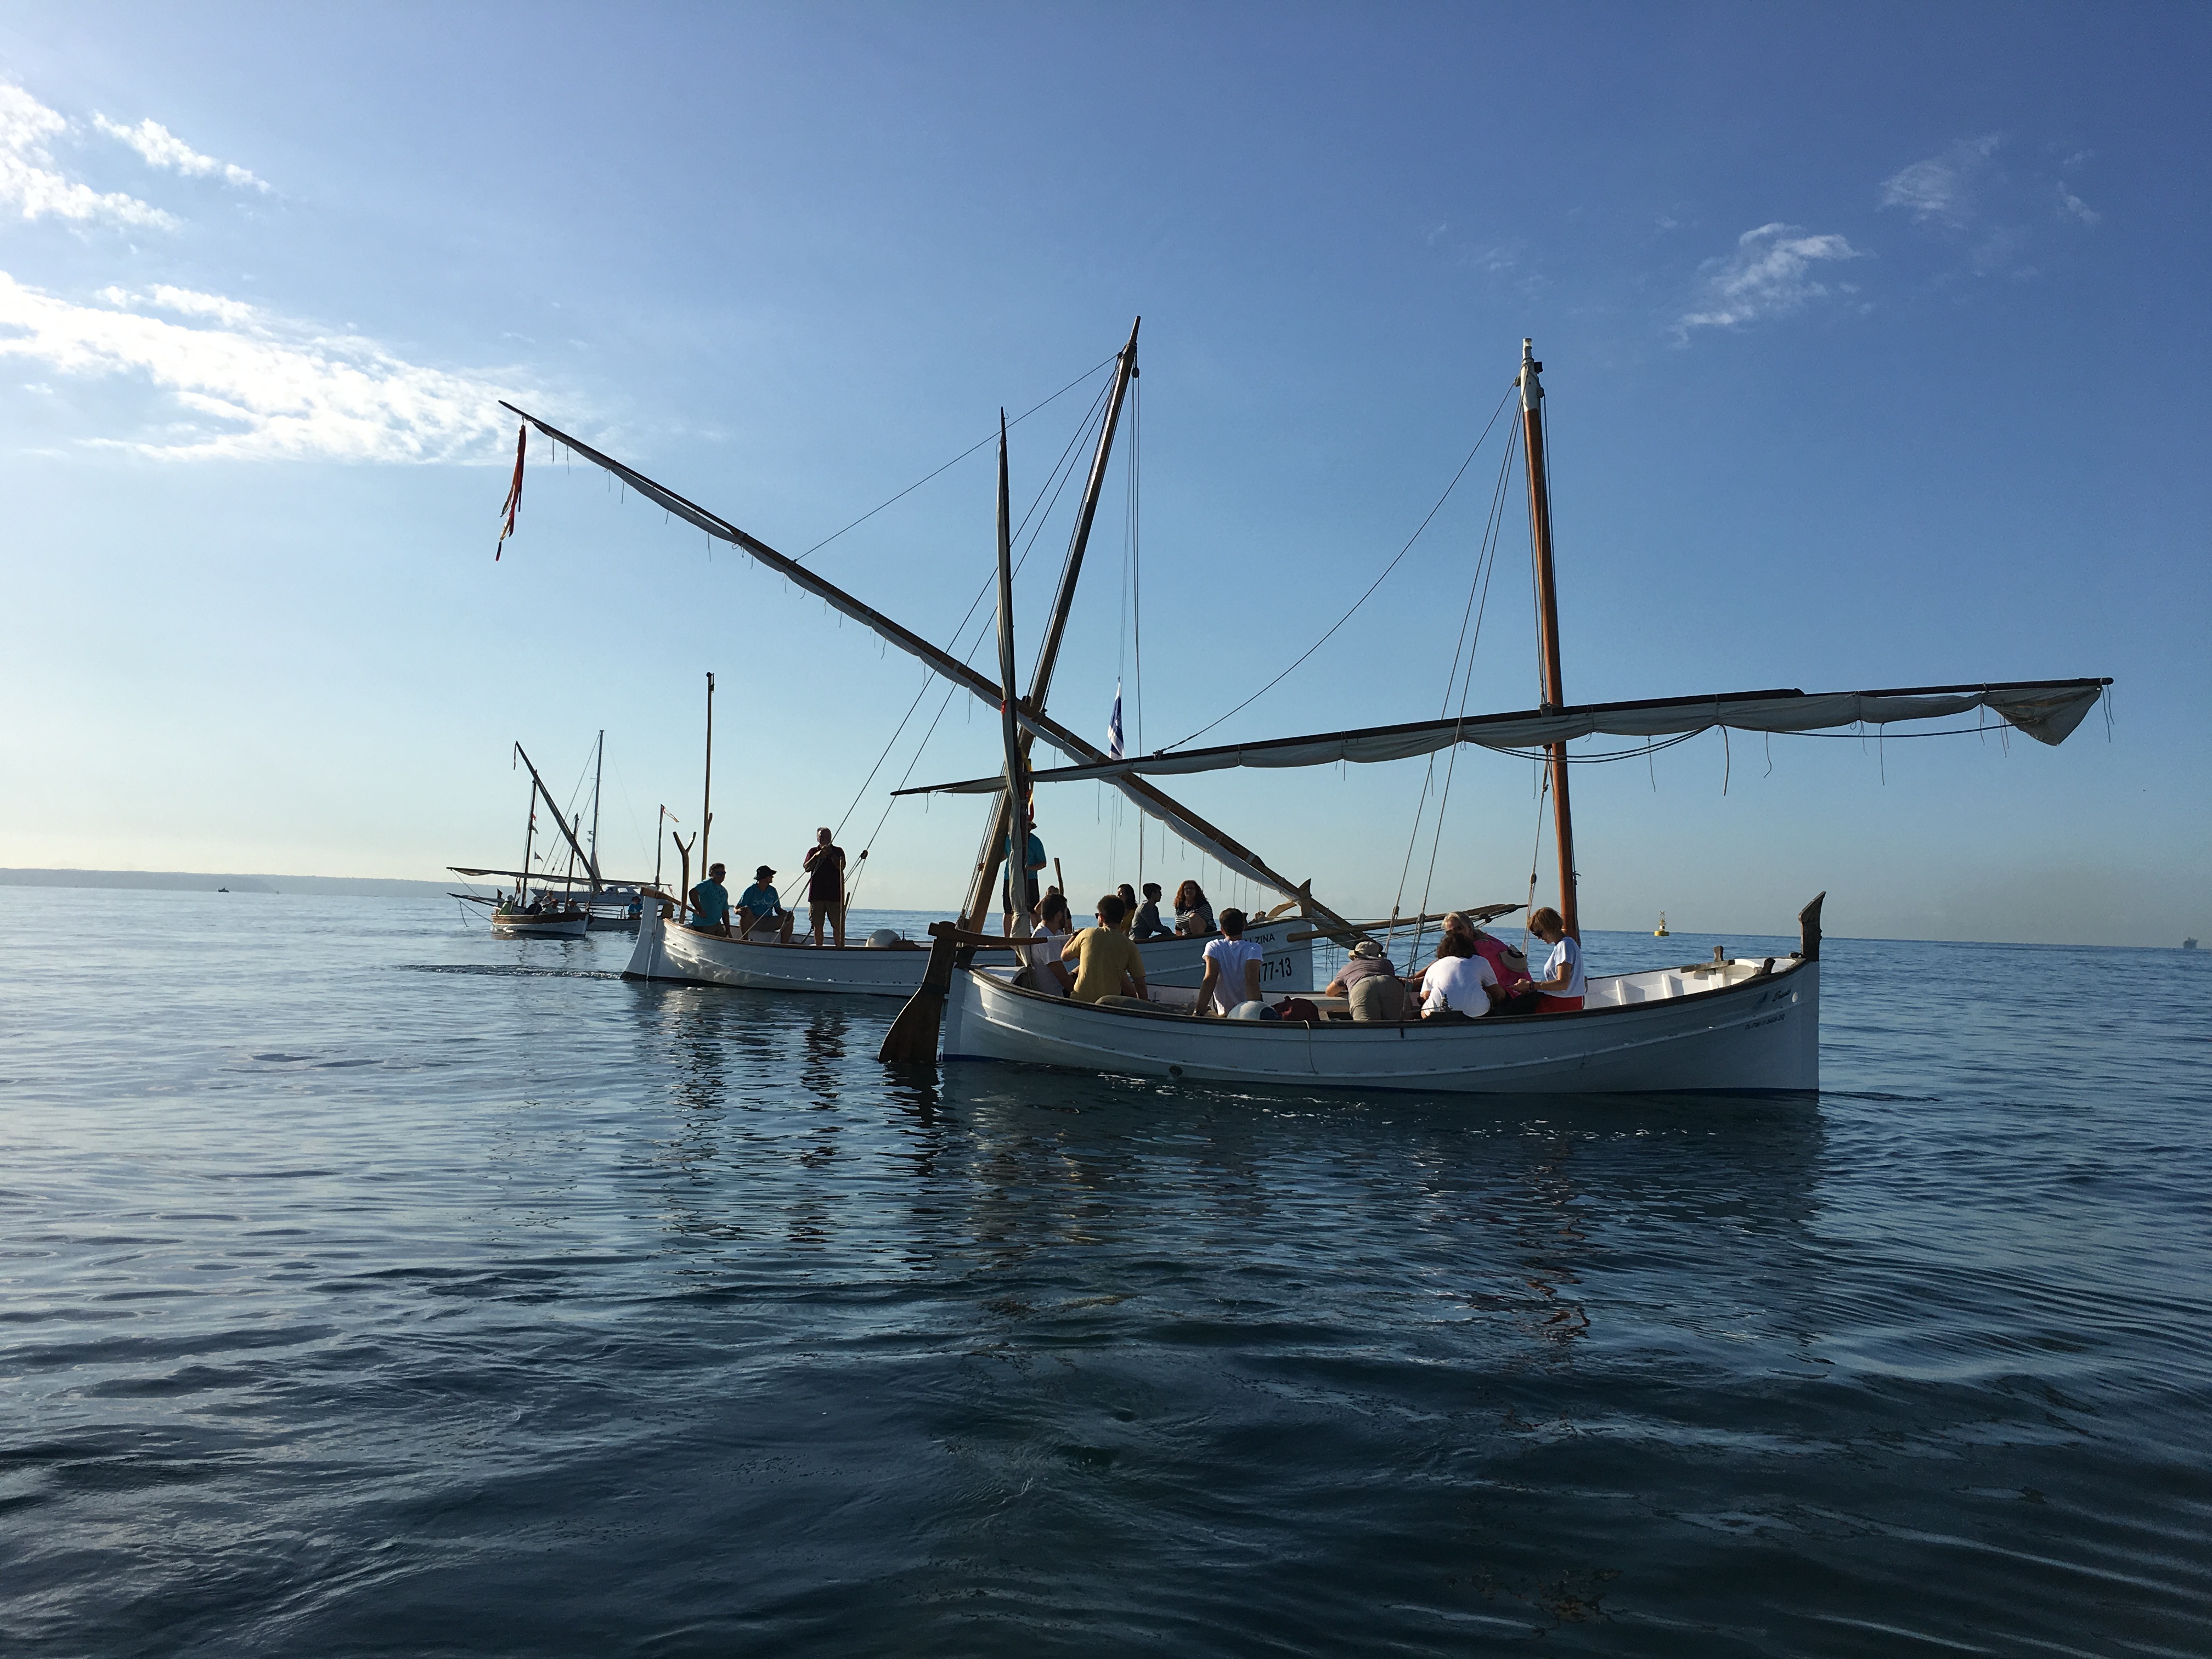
453;740;657;940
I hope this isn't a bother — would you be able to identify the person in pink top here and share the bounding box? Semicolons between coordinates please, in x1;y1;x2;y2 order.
1445;912;1541;1015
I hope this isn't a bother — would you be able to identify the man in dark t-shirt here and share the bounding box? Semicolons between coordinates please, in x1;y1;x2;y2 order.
803;827;848;947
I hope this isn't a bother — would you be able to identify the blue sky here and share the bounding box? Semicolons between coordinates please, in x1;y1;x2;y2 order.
1;3;2204;945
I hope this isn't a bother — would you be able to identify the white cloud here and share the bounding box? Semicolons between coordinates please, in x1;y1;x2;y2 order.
0;84;175;229
0;273;518;461
1675;222;1864;337
2056;183;2100;225
1880;135;2002;227
93;113;269;193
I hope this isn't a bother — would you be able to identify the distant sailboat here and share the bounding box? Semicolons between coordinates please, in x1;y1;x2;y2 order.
453;744;594;939
1654;912;1669;937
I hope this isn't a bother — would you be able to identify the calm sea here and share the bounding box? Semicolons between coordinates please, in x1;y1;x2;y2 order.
3;888;2207;1656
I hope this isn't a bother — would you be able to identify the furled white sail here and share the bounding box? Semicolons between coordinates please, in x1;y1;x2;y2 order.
896;680;2109;796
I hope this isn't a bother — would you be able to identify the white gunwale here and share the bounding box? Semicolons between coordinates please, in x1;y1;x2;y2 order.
935;949;1821;1095
623;908;1316;997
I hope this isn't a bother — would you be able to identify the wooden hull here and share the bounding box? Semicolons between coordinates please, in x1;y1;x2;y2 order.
938;955;1819;1094
623;907;1316;997
490;912;590;939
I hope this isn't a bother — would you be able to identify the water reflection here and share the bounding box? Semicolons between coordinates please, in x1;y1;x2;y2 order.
614;978;1827;1378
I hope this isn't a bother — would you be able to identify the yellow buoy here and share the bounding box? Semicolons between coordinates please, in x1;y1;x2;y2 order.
1654;912;1670;937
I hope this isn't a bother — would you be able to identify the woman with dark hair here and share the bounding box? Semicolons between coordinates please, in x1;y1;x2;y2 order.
1419;929;1501;1020
1113;883;1138;935
1172;880;1215;939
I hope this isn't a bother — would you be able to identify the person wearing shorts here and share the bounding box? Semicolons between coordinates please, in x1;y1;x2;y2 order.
803;827;847;947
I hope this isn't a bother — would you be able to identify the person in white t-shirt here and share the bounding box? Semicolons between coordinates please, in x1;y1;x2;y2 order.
1199;907;1266;1016
1420;931;1501;1019
1526;907;1585;1011
1022;892;1075;996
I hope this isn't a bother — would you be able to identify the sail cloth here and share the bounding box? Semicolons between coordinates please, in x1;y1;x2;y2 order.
895;680;2110;797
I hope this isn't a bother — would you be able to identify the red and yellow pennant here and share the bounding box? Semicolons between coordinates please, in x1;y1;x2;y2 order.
494;423;527;559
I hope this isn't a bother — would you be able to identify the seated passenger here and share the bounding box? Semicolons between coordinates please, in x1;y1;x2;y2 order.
1131;882;1170;940
1419;932;1501;1020
1062;894;1149;1004
1172;879;1216;938
734;865;795;943
1020;892;1076;996
1463;914;1541;1013
1525;907;1585;1011
1113;883;1139;935
1199;907;1265;1016
688;864;732;933
1325;938;1407;1022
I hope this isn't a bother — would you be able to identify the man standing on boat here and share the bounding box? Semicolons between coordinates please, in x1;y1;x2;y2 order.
1021;813;1048;915
690;863;733;936
803;827;848;949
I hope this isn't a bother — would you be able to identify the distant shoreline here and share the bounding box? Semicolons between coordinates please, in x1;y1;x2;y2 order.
0;867;456;900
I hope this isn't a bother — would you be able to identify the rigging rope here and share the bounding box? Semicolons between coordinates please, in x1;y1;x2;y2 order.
1408;415;1523;951
794;351;1118;564
1389;414;1522;963
1160;384;1517;753
831;368;1121;897
1521;768;1549;954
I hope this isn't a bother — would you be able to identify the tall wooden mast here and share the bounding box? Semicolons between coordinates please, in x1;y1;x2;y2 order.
515;743;596;881
1519;339;1578;938
504;392;1355;936
990;414;1031;933
961;317;1141;931
587;730;605;893
699;673;715;883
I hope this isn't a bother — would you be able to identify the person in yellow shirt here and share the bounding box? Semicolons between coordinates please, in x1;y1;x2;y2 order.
1062;893;1149;1004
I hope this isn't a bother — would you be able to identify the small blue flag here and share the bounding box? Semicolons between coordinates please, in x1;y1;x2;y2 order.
1107;680;1124;760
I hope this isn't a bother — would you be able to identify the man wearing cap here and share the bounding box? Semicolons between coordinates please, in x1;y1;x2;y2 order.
1325;938;1408;1022
735;864;794;943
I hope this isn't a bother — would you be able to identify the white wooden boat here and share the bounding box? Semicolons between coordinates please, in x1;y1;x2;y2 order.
489;908;590;939
622;904;1313;996
933;901;1820;1094
454;739;665;943
873;339;2109;1092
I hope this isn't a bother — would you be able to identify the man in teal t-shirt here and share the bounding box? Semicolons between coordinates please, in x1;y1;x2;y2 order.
1022;822;1047;913
690;863;732;935
735;864;794;943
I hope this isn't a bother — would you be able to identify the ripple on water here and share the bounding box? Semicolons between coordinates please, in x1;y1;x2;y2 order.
1;890;2208;1655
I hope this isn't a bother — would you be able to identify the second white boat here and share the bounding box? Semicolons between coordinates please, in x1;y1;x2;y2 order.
623;907;1316;997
